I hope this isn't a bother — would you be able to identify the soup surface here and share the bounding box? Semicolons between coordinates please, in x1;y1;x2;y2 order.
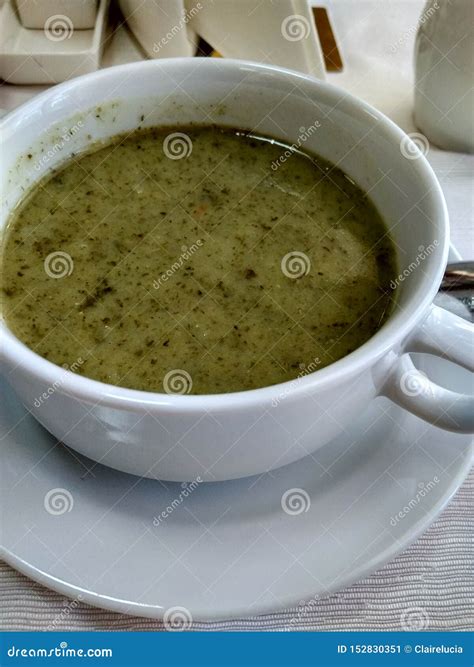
2;126;397;394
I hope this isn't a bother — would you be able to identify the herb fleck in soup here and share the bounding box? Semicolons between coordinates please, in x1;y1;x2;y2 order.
1;126;397;394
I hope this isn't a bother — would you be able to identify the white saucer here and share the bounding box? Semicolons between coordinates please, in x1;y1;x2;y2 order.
1;349;472;621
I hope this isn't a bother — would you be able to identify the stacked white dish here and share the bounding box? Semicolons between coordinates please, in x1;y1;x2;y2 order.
0;0;326;83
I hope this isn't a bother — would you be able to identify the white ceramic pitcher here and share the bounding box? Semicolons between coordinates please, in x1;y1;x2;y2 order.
414;0;474;153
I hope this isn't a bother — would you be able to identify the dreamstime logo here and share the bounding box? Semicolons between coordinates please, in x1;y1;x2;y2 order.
281;14;311;41
390;241;439;289
399;369;433;397
163;132;193;160
401;606;429;631
163;606;193;631
281;251;311;279
281;488;311;515
44;15;74;41
44;488;74;516
7;643;111;659
44;251;74;279
163;369;193;395
400;132;429;160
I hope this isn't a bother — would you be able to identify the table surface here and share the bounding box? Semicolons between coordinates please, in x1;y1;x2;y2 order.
0;0;472;631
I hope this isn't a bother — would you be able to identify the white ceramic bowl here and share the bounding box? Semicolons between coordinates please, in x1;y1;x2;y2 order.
1;59;473;481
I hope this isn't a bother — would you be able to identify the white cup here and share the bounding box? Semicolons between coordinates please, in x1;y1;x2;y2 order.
1;59;473;481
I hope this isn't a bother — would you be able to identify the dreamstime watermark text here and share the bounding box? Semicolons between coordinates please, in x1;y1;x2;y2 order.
272;357;320;407
286;595;321;628
390;241;439;290
33;357;84;408
7;642;112;659
153;478;202;526
47;596;84;630
389;1;439;53
271;122;321;170
35;121;84;170
390;477;440;527
153;3;202;54
153;240;204;289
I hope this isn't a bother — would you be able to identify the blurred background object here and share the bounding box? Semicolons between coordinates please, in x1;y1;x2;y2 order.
118;0;197;58
0;0;336;83
16;0;98;29
0;0;109;84
414;0;474;153
179;0;325;77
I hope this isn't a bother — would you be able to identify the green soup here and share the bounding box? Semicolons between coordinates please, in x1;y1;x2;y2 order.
1;126;397;394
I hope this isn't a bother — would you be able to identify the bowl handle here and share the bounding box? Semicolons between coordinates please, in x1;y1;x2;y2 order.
381;305;474;433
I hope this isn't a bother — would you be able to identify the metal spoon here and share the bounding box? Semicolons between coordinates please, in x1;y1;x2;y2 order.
438;261;474;319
